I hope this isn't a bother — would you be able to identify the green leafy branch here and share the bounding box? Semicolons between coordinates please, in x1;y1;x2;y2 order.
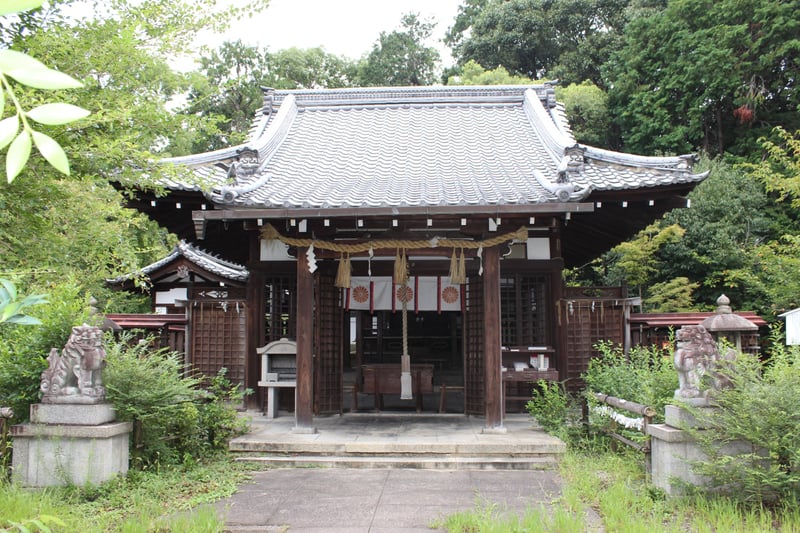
0;0;90;183
0;278;47;325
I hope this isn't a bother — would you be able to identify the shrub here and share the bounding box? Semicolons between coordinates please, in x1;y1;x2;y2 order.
687;328;800;508
583;341;677;423
196;368;252;452
526;380;583;444
103;332;250;468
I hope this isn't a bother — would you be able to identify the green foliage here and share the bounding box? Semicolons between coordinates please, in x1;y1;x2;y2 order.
185;41;357;152
579;157;791;317
434;498;585;532
357;13;440;87
103;332;249;468
687;328;800;508
0;2;90;182
0;456;253;531
451;0;633;86
556;81;611;147
0;278;46;324
607;0;800;156
602;222;685;291
0;278;89;423
525;380;583;444
643;276;699;312
446;59;532;86
0;176;172;312
269;46;357;90
197;368;252;452
583;341;677;423
660;159;775;312
749;127;800;208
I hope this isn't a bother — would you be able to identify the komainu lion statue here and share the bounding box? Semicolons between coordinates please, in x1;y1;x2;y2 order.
40;324;107;403
673;325;719;399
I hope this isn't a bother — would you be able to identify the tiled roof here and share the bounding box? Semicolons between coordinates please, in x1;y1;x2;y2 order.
162;85;706;210
108;240;249;284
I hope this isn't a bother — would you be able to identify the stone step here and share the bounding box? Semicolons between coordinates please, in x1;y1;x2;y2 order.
234;454;560;470
229;440;564;456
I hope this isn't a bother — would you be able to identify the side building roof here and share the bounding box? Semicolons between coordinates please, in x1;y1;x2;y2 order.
108;240;249;288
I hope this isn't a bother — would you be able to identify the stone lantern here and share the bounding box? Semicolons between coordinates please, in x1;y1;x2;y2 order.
700;294;758;351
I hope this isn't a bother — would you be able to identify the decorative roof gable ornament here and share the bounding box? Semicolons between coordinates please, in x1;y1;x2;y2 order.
559;145;586;181
534;145;593;202
234;147;260;178
213;147;270;204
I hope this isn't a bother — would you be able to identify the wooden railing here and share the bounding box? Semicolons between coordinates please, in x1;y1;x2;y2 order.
591;392;655;465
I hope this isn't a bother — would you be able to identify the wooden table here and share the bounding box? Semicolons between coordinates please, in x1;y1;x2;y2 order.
358;364;434;412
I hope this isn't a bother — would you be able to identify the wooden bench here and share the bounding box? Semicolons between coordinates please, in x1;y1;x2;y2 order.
356;364;434;412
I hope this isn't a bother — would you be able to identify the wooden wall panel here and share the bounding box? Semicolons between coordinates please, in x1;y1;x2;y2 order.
560;298;626;391
464;277;485;415
315;273;343;414
190;300;247;385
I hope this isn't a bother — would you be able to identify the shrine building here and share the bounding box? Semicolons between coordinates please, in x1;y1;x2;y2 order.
124;85;708;431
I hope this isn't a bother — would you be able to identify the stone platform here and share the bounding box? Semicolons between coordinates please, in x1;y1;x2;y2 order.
231;412;565;470
11;403;131;487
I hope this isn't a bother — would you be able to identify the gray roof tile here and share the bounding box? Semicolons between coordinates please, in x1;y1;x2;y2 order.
161;85;706;209
108;241;249;284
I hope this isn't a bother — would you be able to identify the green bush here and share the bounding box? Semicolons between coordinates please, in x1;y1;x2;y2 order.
583;341;677;424
197;368;252;452
687;329;800;508
526;380;584;444
103;332;250;468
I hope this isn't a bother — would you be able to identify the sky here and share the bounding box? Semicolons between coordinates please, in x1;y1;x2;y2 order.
204;0;465;64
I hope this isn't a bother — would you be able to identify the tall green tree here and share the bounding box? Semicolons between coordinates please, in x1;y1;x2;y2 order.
443;0;488;59
750;127;800;207
185;40;269;151
607;0;800;157
450;0;637;87
446;59;532;85
185;41;357;152
556;81;612;147
269;46;356;90
0;0;269;311
357;13;440;87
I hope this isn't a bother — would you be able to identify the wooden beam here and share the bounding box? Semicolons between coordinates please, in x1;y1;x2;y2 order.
295;246;315;431
483;245;503;429
191;202;594;223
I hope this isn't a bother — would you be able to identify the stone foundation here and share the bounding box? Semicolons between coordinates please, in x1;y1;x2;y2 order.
648;404;752;495
11;403;130;487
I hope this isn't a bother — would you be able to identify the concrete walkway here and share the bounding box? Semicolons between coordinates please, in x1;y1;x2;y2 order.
215;467;563;532
217;413;568;531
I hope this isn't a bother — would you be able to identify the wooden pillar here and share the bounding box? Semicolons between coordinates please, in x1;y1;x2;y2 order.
295;246;315;432
483;245;503;430
246;269;264;410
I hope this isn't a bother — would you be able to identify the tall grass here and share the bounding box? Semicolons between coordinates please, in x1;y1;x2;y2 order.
0;457;257;532
437;449;800;532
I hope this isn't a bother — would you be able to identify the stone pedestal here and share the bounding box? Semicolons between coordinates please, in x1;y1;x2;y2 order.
11;403;131;487
648;404;751;495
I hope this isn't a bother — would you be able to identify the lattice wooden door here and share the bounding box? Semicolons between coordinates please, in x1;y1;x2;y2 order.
464;276;485;415
314;274;343;414
190;299;247;385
